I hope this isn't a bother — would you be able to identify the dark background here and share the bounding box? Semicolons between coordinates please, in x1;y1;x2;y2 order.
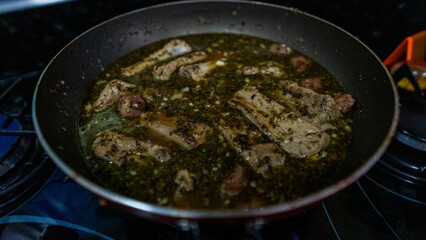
0;0;425;77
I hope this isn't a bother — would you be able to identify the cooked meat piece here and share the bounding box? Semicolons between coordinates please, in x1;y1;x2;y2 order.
220;165;247;198
279;80;341;127
117;94;145;118
220;126;285;178
242;66;260;75
220;127;251;149
122;39;192;76
92;130;171;165
90;80;135;113
179;51;232;81
269;43;292;55
291;56;308;72
243;144;285;177
145;144;172;163
153;51;207;80
301;77;321;91
230;87;330;157
334;93;356;113
259;66;283;77
141;112;211;149
240;61;284;77
175;169;194;191
320;123;337;131
179;61;217;81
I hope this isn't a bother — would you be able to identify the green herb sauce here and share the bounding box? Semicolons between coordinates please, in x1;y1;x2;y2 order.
80;33;353;209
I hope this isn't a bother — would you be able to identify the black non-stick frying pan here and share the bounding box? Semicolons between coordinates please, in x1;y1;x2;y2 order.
32;0;398;224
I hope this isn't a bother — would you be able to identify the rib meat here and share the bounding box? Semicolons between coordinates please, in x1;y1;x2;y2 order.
141;112;211;150
92;130;171;165
278;80;341;127
179;51;230;81
220;126;285;177
230;87;330;157
89;80;136;113
122;39;192;76
179;61;217;81
153;51;207;80
240;61;284;77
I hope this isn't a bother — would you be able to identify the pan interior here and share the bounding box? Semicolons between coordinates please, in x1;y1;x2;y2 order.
33;1;396;217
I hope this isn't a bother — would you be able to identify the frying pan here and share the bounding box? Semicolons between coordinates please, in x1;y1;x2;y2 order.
32;0;398;224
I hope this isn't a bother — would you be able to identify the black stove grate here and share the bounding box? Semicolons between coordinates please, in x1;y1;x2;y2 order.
374;64;426;187
0;71;55;217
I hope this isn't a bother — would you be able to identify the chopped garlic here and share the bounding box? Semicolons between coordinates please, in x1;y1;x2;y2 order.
216;60;225;66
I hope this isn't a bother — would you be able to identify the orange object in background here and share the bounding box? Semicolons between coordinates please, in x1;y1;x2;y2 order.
384;30;426;67
384;30;426;92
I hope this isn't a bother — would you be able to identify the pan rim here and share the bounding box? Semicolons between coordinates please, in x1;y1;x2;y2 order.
32;0;399;220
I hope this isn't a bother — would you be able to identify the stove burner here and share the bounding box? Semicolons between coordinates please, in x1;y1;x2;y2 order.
0;70;55;216
0;140;55;216
377;138;426;187
0;115;22;172
0;131;31;178
375;62;426;187
396;90;426;151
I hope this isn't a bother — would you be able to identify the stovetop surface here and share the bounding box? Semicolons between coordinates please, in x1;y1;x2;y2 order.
1;166;424;240
0;0;425;239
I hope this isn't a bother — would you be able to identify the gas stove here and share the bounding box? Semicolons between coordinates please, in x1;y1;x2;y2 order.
0;1;425;239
